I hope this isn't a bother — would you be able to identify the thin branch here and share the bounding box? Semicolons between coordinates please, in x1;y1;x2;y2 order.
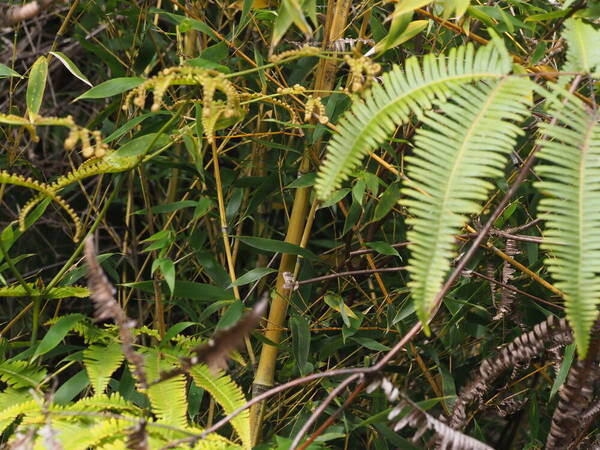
160;322;424;447
290;374;363;449
298;380;367;450
470;270;563;311
296;266;407;286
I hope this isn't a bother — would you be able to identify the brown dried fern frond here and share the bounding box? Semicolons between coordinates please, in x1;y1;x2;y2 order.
450;315;572;430
493;239;519;321
367;377;493;450
546;329;600;450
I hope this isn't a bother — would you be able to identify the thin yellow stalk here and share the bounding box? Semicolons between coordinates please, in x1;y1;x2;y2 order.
250;0;352;442
211;139;241;301
210;139;256;366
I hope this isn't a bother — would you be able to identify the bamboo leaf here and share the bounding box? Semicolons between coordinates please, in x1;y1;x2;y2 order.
26;56;48;118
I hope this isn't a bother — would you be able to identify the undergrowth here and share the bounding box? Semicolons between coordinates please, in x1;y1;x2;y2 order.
0;1;599;449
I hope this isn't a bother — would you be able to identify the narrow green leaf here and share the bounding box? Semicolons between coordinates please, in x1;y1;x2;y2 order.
152;258;176;295
193;198;213;219
122;280;234;301
32;314;85;360
324;292;358;320
161;322;196;346
238;236;317;260
49;51;92;87
287;173;317;188
351;337;391;351
26;56;48;117
217;300;243;330
366;241;400;257
0;63;22;78
370;6;413;56
291;315;310;374
525;10;568;22
134;200;199;215
318;188;351;209
550;343;576;399
373;183;400;222
104;133;171;171
53;370;89;404
393;0;434;17
186;56;231;73
74;77;144;101
377;20;429;55
104;112;169;144
178;18;218;40
229;267;277;288
271;0;312;50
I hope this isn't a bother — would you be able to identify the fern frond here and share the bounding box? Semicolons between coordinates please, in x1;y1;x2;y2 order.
0;388;30;411
53;417;131;450
315;37;512;200
402;77;533;328
0;400;38;433
188;364;251;449
0;283;88;298
0;359;47;389
68;393;139;415
192;436;244;449
144;349;188;430
83;341;125;394
561;18;600;75
534;92;600;357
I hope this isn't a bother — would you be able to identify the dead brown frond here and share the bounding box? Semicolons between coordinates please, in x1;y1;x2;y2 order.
546;330;600;450
450;315;572;430
493;239;519;321
367;377;493;450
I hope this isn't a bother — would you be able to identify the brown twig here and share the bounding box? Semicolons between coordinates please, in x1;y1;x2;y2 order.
296;266;407;286
470;270;563;311
290;374;363;449
298;379;367;450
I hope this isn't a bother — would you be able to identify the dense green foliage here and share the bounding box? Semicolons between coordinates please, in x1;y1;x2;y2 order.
0;0;599;448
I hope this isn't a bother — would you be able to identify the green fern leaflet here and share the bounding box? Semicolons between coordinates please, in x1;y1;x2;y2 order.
535;92;600;357
403;77;533;329
315;37;512;200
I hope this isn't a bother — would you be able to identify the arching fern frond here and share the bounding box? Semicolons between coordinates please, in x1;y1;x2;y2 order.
0;359;46;389
535;91;600;357
144;349;188;430
315;37;512;200
561;18;600;75
402;77;534;329
188;364;251;449
83;341;125;394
